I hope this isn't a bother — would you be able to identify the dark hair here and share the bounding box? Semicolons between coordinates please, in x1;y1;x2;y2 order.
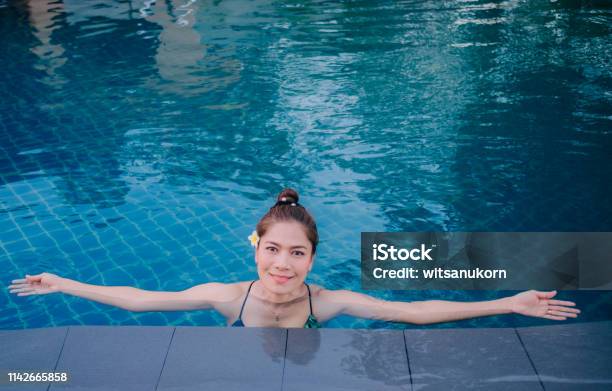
256;188;319;254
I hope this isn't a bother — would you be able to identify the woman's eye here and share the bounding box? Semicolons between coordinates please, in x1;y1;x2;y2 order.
266;247;277;253
293;251;305;256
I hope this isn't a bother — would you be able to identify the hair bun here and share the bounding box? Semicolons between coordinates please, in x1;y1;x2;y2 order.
277;188;299;204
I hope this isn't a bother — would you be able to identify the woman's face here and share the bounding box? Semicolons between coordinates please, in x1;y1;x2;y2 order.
255;220;314;295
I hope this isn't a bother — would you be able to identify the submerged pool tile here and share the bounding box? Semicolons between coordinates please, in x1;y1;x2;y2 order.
405;327;540;391
518;321;612;391
284;328;410;391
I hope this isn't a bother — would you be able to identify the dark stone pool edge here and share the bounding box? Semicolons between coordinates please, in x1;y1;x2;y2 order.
0;321;610;391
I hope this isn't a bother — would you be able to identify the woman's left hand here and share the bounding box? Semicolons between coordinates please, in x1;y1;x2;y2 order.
510;290;580;320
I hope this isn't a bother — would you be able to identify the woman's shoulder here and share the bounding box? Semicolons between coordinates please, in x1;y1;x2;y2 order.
306;283;342;300
217;280;254;299
304;284;356;321
188;280;252;303
198;281;254;318
307;284;364;303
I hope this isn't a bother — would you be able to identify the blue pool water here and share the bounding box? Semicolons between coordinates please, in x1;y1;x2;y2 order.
1;0;611;330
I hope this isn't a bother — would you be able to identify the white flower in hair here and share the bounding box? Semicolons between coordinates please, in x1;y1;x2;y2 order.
248;230;259;247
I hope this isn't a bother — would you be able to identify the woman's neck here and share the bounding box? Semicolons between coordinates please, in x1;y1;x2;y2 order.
253;280;307;307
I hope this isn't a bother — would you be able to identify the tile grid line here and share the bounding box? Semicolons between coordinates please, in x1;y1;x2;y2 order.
402;331;414;391
280;328;289;391
47;327;70;391
514;328;545;391
154;327;176;391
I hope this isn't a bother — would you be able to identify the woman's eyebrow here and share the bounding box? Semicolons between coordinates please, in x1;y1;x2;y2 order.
265;241;307;249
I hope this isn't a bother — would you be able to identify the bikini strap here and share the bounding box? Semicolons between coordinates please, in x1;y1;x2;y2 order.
237;280;256;320
305;283;314;316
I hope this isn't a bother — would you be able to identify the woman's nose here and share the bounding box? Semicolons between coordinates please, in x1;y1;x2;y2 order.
273;252;291;268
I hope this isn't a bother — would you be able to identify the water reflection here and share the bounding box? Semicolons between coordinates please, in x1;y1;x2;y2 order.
143;0;242;97
258;327;286;363
339;331;410;385
285;329;321;365
2;0;608;227
27;0;68;88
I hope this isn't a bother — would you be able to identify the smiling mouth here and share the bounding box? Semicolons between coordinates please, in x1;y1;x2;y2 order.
270;274;294;284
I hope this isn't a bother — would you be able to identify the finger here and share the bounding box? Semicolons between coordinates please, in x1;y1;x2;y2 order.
10;286;35;292
548;310;577;318
549;305;580;314
549;299;575;307
543;314;566;321
11;279;26;283
536;290;556;299
8;285;35;291
8;284;31;289
17;291;40;296
10;287;35;293
560;312;578;318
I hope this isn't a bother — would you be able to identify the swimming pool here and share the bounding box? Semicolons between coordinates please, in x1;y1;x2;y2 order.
1;0;611;330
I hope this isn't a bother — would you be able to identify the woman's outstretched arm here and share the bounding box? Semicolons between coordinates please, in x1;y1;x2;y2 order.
319;289;580;325
8;272;238;312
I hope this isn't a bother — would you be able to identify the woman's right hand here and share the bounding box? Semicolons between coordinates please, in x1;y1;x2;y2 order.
8;273;65;296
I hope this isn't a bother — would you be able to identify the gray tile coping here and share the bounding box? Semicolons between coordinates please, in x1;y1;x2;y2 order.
518;321;612;391
50;326;174;391
0;322;609;391
284;328;411;391
157;327;285;391
0;327;67;391
405;327;540;391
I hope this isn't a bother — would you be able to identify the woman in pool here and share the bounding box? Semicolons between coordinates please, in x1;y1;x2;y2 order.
9;188;580;328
